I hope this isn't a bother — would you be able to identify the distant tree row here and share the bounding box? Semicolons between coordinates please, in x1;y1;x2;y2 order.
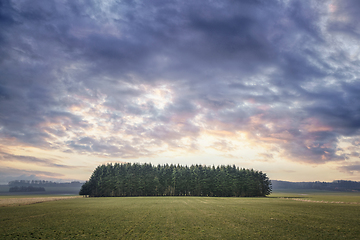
271;180;360;192
79;163;272;197
8;180;83;187
9;180;55;185
9;186;45;192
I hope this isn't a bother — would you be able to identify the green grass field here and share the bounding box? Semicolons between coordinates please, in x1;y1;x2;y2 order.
1;191;360;239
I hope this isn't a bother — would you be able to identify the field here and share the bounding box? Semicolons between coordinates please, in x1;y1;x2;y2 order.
1;191;360;239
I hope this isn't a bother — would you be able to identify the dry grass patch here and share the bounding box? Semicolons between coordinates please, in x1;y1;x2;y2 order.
0;196;81;207
282;197;360;204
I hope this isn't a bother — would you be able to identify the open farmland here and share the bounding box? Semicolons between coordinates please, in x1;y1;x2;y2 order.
0;195;81;207
1;192;360;239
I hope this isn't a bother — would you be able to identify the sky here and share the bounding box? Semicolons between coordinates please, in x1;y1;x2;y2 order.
1;0;360;184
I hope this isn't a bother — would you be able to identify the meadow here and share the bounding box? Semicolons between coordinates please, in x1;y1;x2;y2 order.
1;191;360;239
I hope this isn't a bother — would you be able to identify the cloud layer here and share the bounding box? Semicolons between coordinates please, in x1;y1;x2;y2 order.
1;0;360;179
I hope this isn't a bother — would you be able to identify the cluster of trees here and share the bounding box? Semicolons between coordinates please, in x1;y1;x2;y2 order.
80;163;272;197
271;180;360;192
9;186;45;192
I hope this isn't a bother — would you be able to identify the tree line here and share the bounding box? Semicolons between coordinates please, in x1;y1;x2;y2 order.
271;180;360;192
9;180;56;185
79;163;272;197
8;180;83;188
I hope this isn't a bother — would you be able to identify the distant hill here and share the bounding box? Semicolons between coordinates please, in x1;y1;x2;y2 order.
9;186;45;192
271;180;360;192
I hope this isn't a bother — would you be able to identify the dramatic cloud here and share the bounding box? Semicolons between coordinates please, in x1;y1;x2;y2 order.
1;0;360;181
0;151;76;168
338;162;360;174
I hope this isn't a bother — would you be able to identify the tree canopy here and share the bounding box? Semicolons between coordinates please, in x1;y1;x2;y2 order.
80;163;271;197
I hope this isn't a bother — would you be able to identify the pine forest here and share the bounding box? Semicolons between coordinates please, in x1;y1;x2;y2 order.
80;163;272;197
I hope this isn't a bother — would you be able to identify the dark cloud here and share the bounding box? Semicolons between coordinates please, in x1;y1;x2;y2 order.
338;162;360;174
1;0;360;170
0;151;77;168
327;0;360;38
